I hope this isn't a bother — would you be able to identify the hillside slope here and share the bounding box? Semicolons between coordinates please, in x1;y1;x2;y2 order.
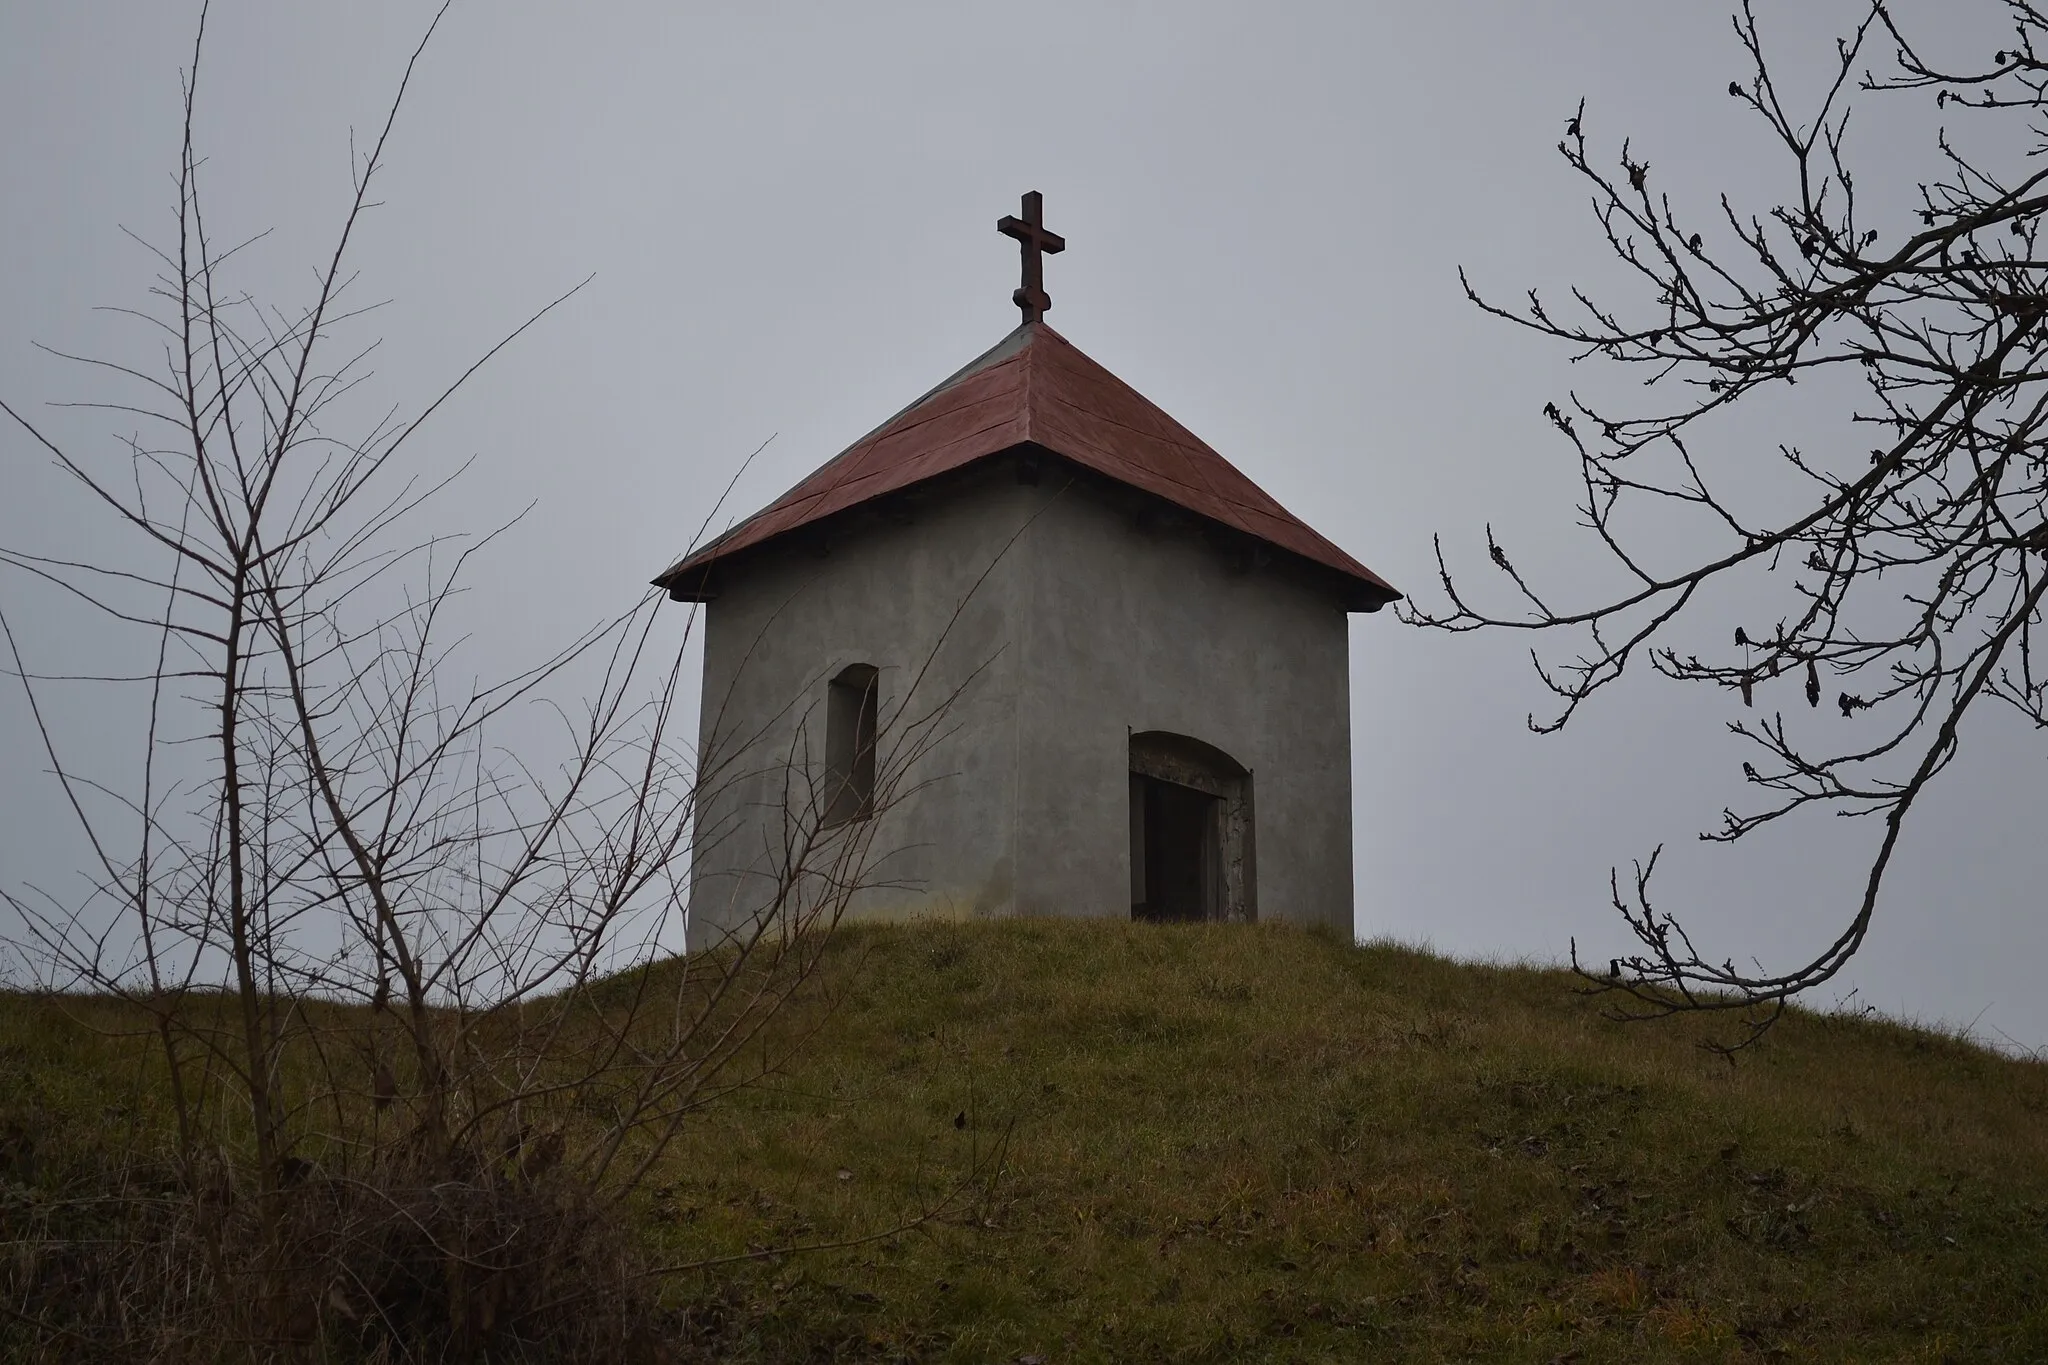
646;920;2048;1363
4;919;2045;1362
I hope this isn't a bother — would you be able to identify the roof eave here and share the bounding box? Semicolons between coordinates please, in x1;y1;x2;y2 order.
653;442;1402;611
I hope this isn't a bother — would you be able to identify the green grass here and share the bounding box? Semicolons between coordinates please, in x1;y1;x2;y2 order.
8;919;2048;1362
643;920;2048;1363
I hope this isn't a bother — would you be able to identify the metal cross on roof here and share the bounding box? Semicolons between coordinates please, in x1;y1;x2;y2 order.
997;190;1065;324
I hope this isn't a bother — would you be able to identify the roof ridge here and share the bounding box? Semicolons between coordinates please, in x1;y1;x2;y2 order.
671;327;1035;565
860;323;1033;447
1020;322;1039;445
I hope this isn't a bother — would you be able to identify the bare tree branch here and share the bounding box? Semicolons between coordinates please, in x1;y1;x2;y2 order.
1415;0;2048;1049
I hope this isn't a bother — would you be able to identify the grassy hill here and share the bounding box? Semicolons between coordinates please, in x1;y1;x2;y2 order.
8;919;2048;1362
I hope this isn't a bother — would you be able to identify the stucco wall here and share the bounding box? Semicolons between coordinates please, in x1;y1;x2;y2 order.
1008;479;1356;931
686;457;1359;945
686;470;1033;949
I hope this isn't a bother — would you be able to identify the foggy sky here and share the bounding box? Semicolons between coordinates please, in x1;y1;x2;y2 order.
5;2;2044;1050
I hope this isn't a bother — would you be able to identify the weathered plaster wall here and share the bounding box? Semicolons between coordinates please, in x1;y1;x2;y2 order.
686;470;1032;949
1009;480;1356;931
687;458;1359;946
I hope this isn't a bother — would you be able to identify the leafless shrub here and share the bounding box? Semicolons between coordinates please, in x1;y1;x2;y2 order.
1414;1;2048;1048
0;6;974;1358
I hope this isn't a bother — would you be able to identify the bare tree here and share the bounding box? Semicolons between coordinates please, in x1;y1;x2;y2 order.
0;7;975;1358
1413;0;2048;1047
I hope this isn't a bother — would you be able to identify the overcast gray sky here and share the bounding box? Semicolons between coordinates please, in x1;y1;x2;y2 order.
5;1;2045;1050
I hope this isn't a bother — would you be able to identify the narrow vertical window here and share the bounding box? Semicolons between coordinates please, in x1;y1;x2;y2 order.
825;664;878;825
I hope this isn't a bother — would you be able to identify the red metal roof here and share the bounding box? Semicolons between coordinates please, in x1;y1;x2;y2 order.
656;322;1398;605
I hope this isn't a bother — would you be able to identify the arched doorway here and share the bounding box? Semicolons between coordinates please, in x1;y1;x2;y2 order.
1128;732;1255;923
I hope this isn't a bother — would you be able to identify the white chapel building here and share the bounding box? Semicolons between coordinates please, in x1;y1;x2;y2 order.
656;194;1399;948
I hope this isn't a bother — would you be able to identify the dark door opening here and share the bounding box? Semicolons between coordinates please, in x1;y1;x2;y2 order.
1130;773;1219;922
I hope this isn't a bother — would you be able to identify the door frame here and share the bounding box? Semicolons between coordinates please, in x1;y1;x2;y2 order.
1128;731;1256;922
